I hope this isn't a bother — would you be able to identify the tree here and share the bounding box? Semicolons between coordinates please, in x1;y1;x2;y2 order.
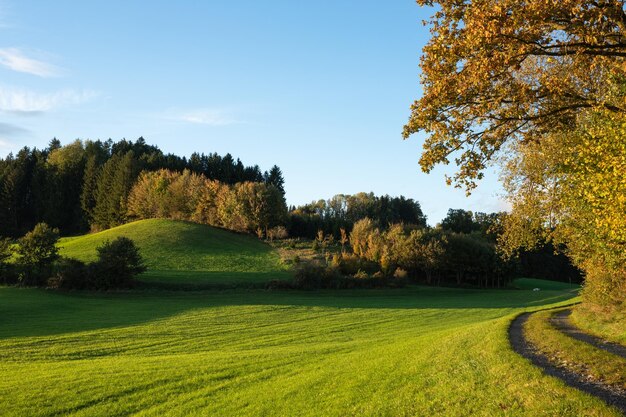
499;108;626;307
91;237;146;288
404;0;626;191
81;155;100;225
339;228;349;254
406;0;626;308
440;209;478;234
92;151;139;230
264;165;285;195
16;223;60;285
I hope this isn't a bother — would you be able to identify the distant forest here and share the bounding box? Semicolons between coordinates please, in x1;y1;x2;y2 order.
0;137;580;287
0;137;285;237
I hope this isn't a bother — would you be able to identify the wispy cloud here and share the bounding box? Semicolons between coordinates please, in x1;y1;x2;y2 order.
0;87;98;114
0;138;13;149
175;108;242;126
0;48;62;77
0;121;29;135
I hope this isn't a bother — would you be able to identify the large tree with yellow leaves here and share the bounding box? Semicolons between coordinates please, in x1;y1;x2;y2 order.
405;0;626;309
404;0;626;190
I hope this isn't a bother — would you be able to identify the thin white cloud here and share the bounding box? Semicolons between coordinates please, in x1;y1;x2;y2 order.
0;138;13;149
0;48;62;77
0;87;98;114
0;121;28;135
176;108;242;126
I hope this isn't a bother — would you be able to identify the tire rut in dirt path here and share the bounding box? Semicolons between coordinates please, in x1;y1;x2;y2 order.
509;312;626;414
550;310;626;360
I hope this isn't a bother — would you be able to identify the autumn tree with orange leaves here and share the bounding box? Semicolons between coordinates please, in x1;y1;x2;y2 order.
405;0;626;190
406;0;626;310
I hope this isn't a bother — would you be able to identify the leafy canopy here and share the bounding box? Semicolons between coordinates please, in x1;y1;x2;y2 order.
404;0;626;191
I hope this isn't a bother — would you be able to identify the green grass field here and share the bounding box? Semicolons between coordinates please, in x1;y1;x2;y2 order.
1;281;619;416
59;219;290;288
4;223;618;416
571;306;626;345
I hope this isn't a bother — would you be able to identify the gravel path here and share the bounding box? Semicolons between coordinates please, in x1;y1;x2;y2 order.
550;309;626;360
509;312;626;414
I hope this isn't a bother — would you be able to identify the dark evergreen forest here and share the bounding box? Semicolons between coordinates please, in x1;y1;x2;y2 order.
0;137;284;237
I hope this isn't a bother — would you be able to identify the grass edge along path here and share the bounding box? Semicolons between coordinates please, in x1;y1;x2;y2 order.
510;309;626;414
551;310;626;360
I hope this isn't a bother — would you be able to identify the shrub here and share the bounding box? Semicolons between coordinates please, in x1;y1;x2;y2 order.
353;269;369;279
293;262;343;290
0;238;17;285
267;226;288;241
334;253;379;276
0;238;11;265
393;268;408;279
49;258;88;289
89;237;146;289
16;223;60;286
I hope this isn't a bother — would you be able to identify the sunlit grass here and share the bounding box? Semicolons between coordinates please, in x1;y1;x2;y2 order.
524;309;626;390
0;283;618;416
59;219;290;287
571;305;626;345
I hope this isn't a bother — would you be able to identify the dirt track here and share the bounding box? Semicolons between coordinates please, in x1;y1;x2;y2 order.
508;312;626;414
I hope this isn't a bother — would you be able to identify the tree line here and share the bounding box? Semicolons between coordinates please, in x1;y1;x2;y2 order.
287;192;427;239
289;206;580;290
0;137;285;237
128;169;287;236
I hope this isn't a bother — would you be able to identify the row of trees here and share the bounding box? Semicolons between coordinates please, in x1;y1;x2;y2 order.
292;206;580;289
347;218;508;288
127;169;288;235
0;137;285;237
288;192;427;239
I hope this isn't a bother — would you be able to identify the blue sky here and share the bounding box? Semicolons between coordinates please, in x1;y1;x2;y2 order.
0;0;507;224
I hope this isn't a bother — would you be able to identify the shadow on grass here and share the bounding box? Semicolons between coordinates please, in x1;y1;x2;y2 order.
0;283;579;339
138;270;292;290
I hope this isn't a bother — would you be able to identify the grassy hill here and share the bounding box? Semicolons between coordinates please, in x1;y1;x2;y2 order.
60;219;290;288
0;282;607;416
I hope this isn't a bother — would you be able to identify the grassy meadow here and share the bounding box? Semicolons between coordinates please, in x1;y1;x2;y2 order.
2;221;619;416
59;219;290;288
1;280;620;416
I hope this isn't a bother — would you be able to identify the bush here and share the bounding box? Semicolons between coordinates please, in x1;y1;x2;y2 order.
0;238;17;285
290;260;406;290
393;268;408;279
353;269;369;279
267;226;288;241
293;262;343;290
49;258;88;289
16;223;60;286
0;238;11;265
89;237;146;289
334;253;379;276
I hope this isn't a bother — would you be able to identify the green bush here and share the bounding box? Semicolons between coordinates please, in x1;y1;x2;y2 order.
50;258;89;289
0;238;17;284
16;223;60;286
89;237;146;289
291;261;406;290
